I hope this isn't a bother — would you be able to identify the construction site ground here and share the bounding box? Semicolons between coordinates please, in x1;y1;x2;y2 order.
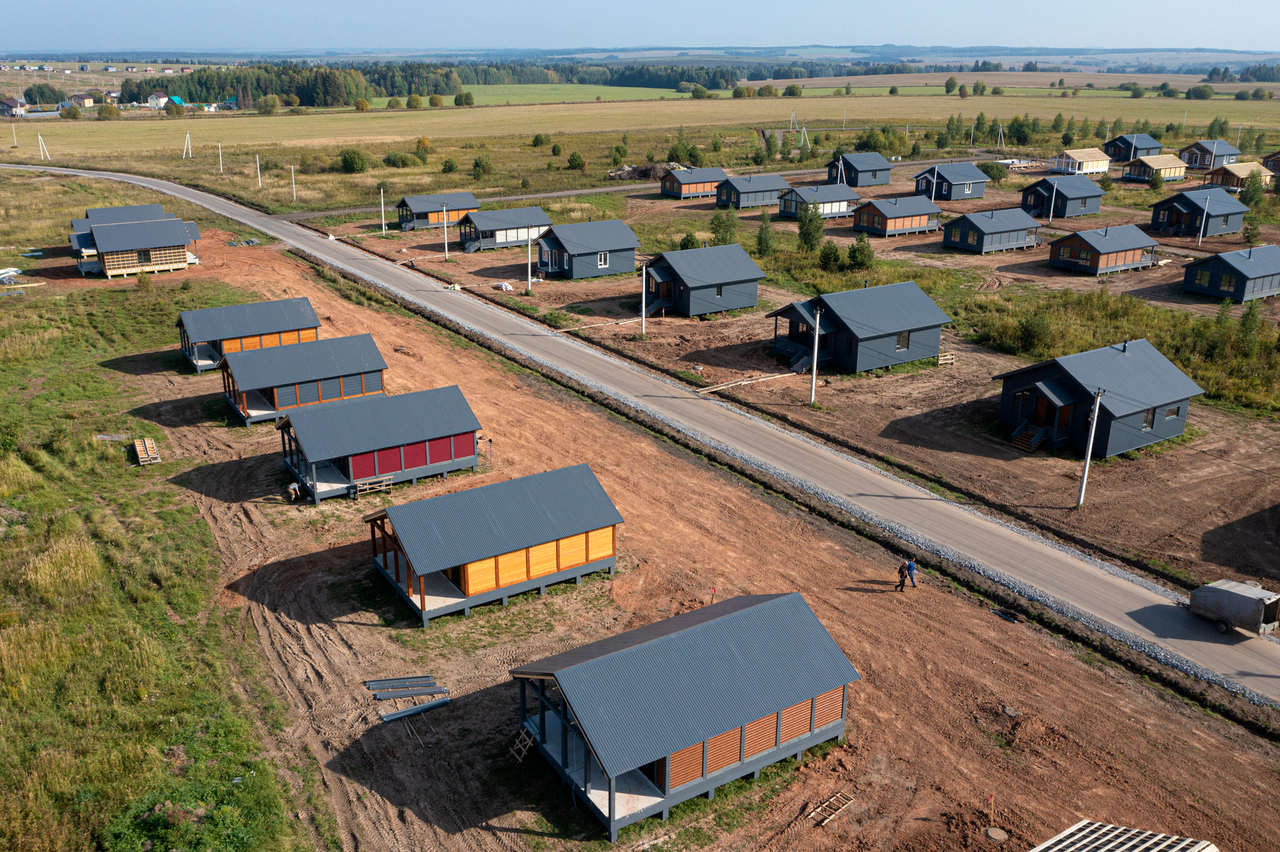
69;232;1280;852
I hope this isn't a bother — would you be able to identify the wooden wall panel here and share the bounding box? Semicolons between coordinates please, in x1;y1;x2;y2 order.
743;714;777;758
241;336;261;351
300;328;318;342
281;329;300;345
465;558;496;595
587;526;614;561
497;550;528;587
559;533;587;568
706;728;741;774
779;700;812;743
529;542;558;577
814;687;844;727
668;742;704;789
223;338;242;353
261;334;280;348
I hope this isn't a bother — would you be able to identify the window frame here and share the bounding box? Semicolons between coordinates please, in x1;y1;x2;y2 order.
597;251;609;269
1165;406;1180;420
895;330;910;351
1142;407;1156;430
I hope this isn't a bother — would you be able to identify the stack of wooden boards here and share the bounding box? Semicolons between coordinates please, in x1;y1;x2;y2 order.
365;674;450;722
134;438;161;465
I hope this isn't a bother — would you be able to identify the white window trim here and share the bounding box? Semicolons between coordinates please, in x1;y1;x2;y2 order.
597;251;609;269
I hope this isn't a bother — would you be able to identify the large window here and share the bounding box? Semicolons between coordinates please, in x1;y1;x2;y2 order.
1220;274;1236;292
597;251;609;268
895;330;910;351
1165;406;1180;420
1142;408;1156;430
966;231;978;245
1195;270;1210;287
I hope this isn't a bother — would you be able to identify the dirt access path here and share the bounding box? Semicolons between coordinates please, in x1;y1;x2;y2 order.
105;235;1280;851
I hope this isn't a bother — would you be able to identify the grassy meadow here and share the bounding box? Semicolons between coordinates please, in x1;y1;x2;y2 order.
370;83;690;107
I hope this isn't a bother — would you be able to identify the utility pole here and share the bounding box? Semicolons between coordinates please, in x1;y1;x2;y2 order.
380;185;385;235
1182;110;1187;133
809;308;822;405
1047;180;1058;225
1076;389;1105;508
292;166;296;202
1198;194;1209;248
218;142;223;174
11;122;16;148
526;233;533;294
641;267;647;337
255;153;261;189
442;204;449;260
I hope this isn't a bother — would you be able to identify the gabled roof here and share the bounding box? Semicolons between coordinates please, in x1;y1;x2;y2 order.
1055;147;1109;163
651;243;763;288
665;167;727;185
994;339;1203;418
1052;224;1156;255
458;206;552;232
858;196;942;217
382;464;623;577
1127;154;1187;171
222;333;386;390
770;280;952;339
177;297;319;342
1210;162;1273;180
828;152;893;172
717;174;792;194
1152;188;1249;216
952;207;1041;234
89;218;200;253
540;220;640;255
397;192;480;214
1108;133;1162;150
509;593;859;779
913;162;990;184
784;184;860;204
73;204;172;233
1024;175;1107;199
1186;244;1280;280
1182;139;1242;156
280;385;481;462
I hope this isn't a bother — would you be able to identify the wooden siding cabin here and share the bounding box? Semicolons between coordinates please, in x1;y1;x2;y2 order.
851;196;941;237
219;333;387;424
537;220;640;280
716;174;792;209
277;385;482;502
1121;154;1188;184
1048;225;1157;276
1263;151;1280;175
395;192;479;231
1102;133;1162;162
994;339;1203;457
1205;162;1274;193
1182;244;1280;303
364;464;623;625
1019;175;1106;219
943;208;1041;254
913;163;990;201
1179;140;1241;170
1049;148;1111;176
826;152;893;187
777;184;860;219
456;207;551;252
1150;188;1248;237
69;204;200;278
768;281;951;372
643;244;763;317
509;593;860;842
177;298;320;373
660;167;727;199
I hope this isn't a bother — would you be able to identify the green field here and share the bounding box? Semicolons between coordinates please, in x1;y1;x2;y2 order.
371;83;690;107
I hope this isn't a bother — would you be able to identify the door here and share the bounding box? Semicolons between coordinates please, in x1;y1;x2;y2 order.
1034;395;1049;427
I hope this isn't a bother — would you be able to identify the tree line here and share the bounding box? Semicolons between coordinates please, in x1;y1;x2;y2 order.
116;64;374;108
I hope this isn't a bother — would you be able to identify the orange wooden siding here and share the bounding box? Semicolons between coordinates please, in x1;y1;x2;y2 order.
218;326;318;354
779;700;811;743
814;687;844;727
528;541;558;577
743;713;777;758
669;742;704;789
300;328;318;342
706;729;740;774
456;524;618;597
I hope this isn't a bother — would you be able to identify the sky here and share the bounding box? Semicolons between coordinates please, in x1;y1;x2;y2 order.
4;0;1279;54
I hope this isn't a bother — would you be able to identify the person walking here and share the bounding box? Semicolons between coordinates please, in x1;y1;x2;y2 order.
905;557;917;588
895;560;908;592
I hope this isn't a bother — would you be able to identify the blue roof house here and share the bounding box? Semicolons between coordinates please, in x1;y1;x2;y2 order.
913;163;990;201
826;152;893;187
537;221;640;279
643;243;763;316
943;208;1041;254
1182;244;1280;303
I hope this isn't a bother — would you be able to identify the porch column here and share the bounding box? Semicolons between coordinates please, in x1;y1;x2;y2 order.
560;701;569;767
418;574;425;611
519;679;527;727
370;520;377;559
609;775;616;826
538;680;547;743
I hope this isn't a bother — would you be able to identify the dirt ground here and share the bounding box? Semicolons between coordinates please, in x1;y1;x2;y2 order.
83;234;1280;852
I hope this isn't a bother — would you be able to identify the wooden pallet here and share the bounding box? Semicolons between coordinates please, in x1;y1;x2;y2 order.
510;730;534;764
937;352;956;366
134;438;161;465
355;475;393;496
808;790;854;826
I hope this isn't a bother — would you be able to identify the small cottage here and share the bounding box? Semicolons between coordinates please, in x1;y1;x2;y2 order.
0;98;26;117
1179;140;1241;170
1205;162;1273;193
1049;148;1111;176
851;196;941;237
277;385;482;502
363;464;623;625
176;297;320;373
943;208;1041;254
68;93;94;108
1121;154;1188;184
509;593;860;842
994;339;1203;457
716;174;792;209
1263;151;1280;175
1048;225;1157;276
1150;188;1249;237
395;192;480;231
147;91;167;109
1019;175;1106;219
913;163;990;200
826;152;893;187
456;207;551;252
778;184;860;219
537;220;640;279
643;243;763;317
660;167;728;199
1182;244;1280;303
767;281;951;372
69;204;200;278
219;333;387;424
1102;133;1163;162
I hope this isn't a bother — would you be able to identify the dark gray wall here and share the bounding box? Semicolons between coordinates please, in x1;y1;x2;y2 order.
681;280;758;316
852;325;943;371
1182;256;1280;303
943;223;1037;253
915;174;985;201
565;248;636;279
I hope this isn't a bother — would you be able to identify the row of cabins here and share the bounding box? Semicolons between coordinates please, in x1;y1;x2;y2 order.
69;204;201;278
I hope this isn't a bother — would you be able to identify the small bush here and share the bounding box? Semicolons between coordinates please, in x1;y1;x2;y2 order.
255;94;279;115
782;84;803;97
454;91;474;106
567;151;585;172
680;232;699;250
532;133;550;147
407;93;422;109
428;94;443;108
386;96;403;109
471;153;493;179
339;148;368;174
1234;90;1250;101
551;143;562;156
383;151;416;168
756;211;775;256
1187;84;1215;100
354;98;370;112
848;234;874;270
283;94;300;107
59;105;81;119
1098;173;1113;191
441;158;457;173
889;86;899;95
135;271;152;292
1149;170;1164;191
819;239;841;271
976;161;1008;185
96;103;118;120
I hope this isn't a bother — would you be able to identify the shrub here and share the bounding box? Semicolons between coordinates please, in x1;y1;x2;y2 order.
1242;223;1262;246
454;91;474;106
848;234;874;270
976;161;1008;185
551;143;562;156
96;103;118;120
1240;169;1266;206
521;177;530;189
288;106;307;115
991;86;1004;95
441;158;457;173
710;209;738;246
958;85;968;99
1235;90;1250;101
1098;173;1113;191
386;96;402;109
354;98;370;112
255;94;279;115
690;85;710;99
732;86;754;98
299;153;326;174
471;153;493;178
819;239;841;271
783;84;803;97
750;147;766;166
756;211;775;256
680;232;699;251
757;84;778;97
1149;170;1164;191
1061;131;1074;146
944;76;958;94
567;151;585;172
711;134;722;152
375;179;390;194
415;137;431;163
796;202;823;252
163;101;182;116
339;148;368;174
283;94;300;107
403;93;421;109
1252;87;1269;100
59;105;80;119
1161;87;1180;98
532;133;550;147
1131;86;1145;98
1187;84;1215;100
428;94;443;108
135;271;152;292
383;151;416;168
889;86;899;95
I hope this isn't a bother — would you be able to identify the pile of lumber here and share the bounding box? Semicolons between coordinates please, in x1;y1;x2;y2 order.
365;674;450;722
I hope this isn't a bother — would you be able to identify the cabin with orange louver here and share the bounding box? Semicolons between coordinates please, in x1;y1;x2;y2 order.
176;297;320;373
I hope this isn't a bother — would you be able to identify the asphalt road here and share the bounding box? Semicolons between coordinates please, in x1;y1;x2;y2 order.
11;162;1280;707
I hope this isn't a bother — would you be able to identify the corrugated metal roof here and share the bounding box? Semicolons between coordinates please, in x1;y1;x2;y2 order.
830;152;892;172
1028;819;1218;852
1184;140;1242;157
1128;154;1187;171
385;464;624;577
458;206;552;232
1025;175;1107;199
69;231;94;252
397;192;480;214
73;204;172;232
784;184;861;204
177;297;319;342
90;218;200;253
666;167;727;185
510;593;860;779
913;162;991;184
1111;133;1163;151
540;220;640;255
1052;224;1156;255
718;174;792;194
650;243;763;288
282;385;481;461
994;339;1204;418
1057;147;1110;163
765;299;840;334
860;196;942;217
1153;188;1249;216
816;281;952;339
1212;162;1273;180
953;207;1041;234
222;333;386;390
1188;244;1280;280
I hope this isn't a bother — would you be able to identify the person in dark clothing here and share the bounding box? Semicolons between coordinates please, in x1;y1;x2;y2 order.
905;557;917;587
896;561;908;592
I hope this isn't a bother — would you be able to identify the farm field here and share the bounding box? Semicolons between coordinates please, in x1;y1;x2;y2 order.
371;84;690;106
792;71;1280;97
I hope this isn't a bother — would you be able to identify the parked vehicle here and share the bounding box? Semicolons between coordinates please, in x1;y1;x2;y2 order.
1189;580;1280;635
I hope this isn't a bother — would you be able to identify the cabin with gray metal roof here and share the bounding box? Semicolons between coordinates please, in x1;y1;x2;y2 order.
826;152;892;187
1150;188;1248;237
176;297;320;373
1048;224;1157;275
994;339;1203;457
1020;175;1106;219
943;208;1041;253
218;333;387;424
537;220;640;279
1179;139;1240;170
509;593;860;842
1182;244;1280;303
660;166;728;199
643;244;763;317
276;385;481;502
778;184;860;219
851;196;941;236
456;207;552;252
69;204;200;278
1102;133;1163;162
715;174;792;209
395;192;480;230
767;281;952;372
363;464;623;625
913;162;990;200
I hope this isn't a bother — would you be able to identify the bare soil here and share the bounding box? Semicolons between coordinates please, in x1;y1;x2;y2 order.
102;239;1280;852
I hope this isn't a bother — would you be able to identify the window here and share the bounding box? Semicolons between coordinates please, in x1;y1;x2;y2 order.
1060;247;1073;259
1142;408;1155;430
942;182;951;193
874;216;883;228
963;182;972;194
966;231;977;245
948;228;959;241
715;284;723;297
1220;274;1236;292
917;180;926;192
895;330;910;351
1079;199;1087;210
1080;250;1092;262
1195;270;1210;287
597;251;609;268
1165;406;1180;419
540;245;547;263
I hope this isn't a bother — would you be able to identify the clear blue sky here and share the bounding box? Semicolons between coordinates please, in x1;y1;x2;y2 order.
4;0;1278;53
